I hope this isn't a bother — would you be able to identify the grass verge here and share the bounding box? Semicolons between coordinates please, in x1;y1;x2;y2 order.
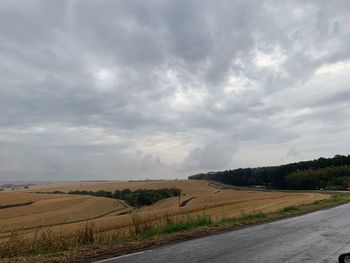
1;192;350;263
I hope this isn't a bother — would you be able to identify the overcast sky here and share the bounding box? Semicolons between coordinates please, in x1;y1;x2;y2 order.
1;0;350;182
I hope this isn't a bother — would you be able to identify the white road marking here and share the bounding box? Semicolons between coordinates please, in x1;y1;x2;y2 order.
95;251;146;262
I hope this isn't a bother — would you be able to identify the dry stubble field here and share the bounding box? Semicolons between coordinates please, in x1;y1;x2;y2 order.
0;180;329;239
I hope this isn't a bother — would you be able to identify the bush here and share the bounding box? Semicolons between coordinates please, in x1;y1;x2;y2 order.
118;188;182;207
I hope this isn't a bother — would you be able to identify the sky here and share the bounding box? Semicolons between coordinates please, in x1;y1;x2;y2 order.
1;0;350;182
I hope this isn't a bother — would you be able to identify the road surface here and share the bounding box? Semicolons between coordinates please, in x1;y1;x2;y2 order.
96;203;350;263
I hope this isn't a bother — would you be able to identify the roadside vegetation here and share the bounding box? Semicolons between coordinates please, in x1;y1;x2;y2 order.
1;192;350;262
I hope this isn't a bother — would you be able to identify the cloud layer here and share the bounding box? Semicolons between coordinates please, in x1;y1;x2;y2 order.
1;0;350;181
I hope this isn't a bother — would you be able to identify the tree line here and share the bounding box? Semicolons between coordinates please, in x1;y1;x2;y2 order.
188;155;350;190
286;165;350;190
44;188;181;207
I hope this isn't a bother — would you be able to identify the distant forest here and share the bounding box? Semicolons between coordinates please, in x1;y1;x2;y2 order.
188;155;350;190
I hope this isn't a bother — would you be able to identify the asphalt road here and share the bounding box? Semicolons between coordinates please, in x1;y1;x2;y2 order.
96;203;350;263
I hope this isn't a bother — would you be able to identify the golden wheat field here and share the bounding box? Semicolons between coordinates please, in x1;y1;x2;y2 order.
0;180;328;239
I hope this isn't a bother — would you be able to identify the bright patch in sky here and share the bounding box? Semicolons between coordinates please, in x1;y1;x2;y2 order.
94;68;117;90
171;87;208;110
315;60;350;75
254;47;287;69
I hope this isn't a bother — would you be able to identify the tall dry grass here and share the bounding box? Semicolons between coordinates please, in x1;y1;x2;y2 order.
0;221;97;258
0;210;205;259
0;209;267;259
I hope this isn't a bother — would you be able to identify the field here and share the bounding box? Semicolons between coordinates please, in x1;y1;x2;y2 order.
0;180;328;240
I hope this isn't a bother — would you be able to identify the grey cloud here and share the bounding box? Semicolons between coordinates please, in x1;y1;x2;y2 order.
315;89;350;106
179;134;238;172
1;0;350;181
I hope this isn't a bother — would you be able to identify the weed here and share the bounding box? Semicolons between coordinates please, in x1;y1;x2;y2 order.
280;206;299;213
220;211;267;224
143;214;213;238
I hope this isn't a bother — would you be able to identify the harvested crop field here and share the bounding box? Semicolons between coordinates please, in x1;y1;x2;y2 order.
0;192;129;237
1;180;328;238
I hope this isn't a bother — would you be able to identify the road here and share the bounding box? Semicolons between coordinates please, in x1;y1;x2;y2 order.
96;203;350;263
